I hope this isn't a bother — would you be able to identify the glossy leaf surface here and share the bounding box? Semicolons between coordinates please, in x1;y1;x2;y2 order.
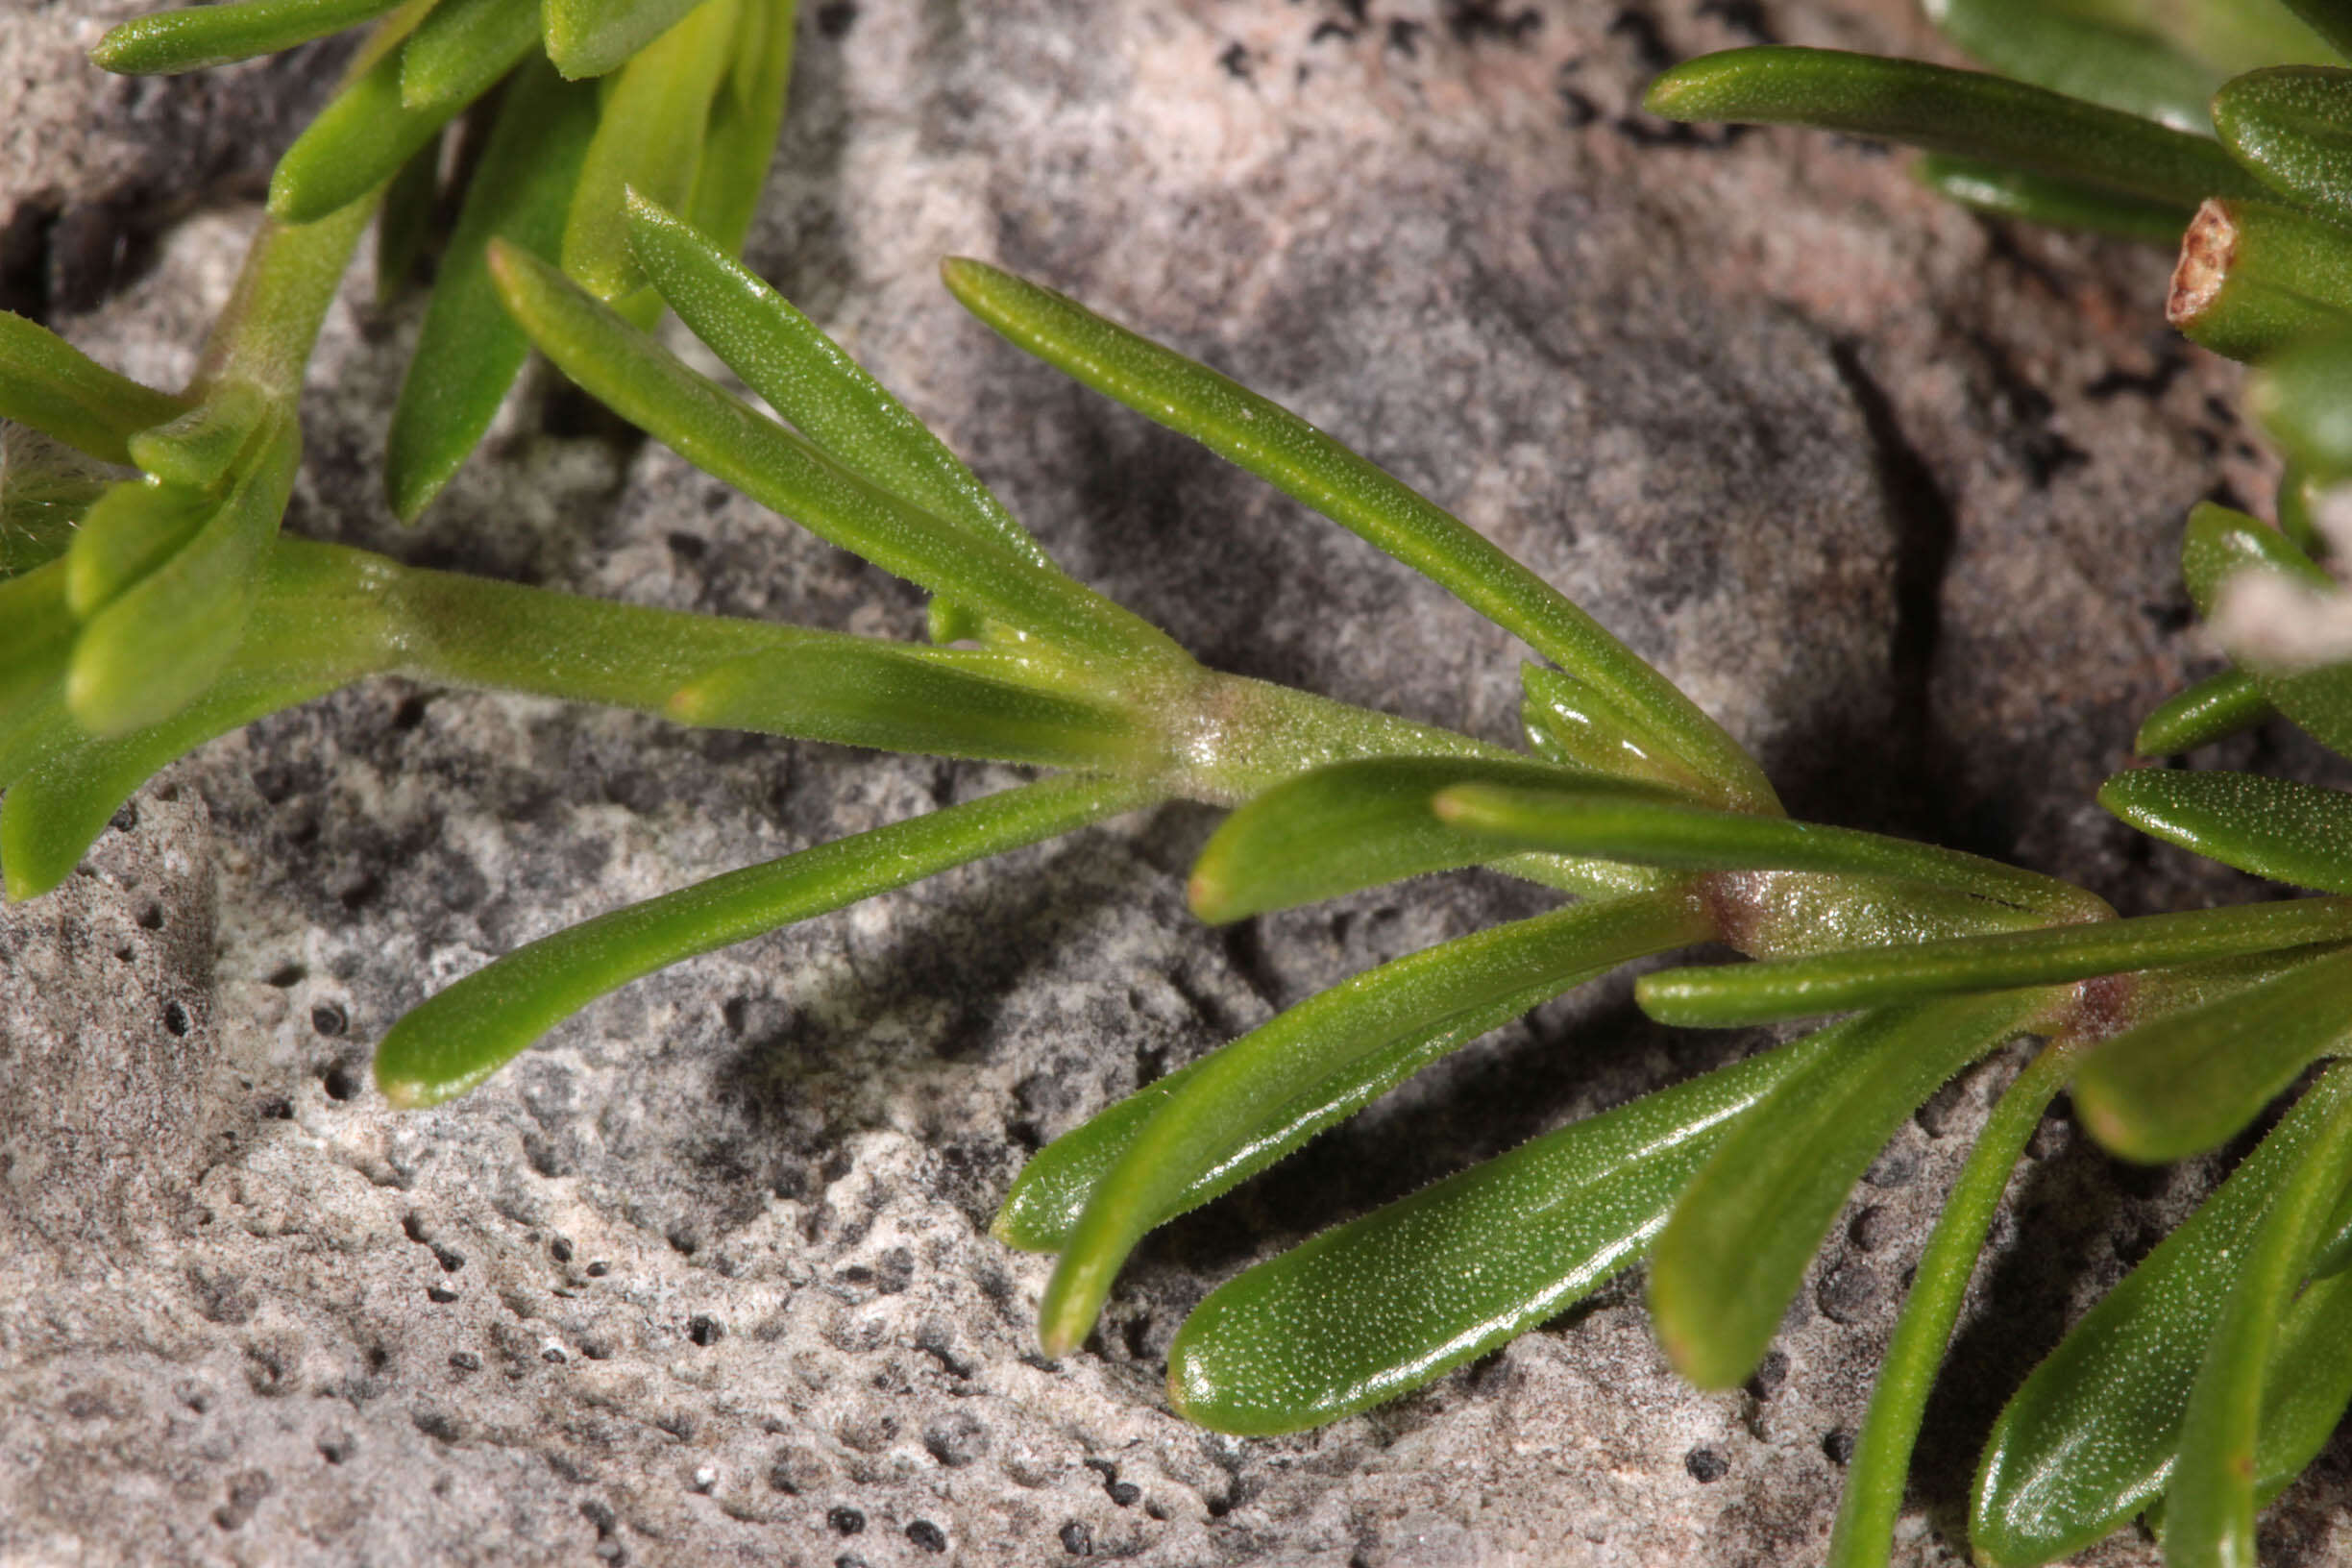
270;26;529;223
386;59;600;521
558;0;738;299
1915;154;2196;245
1648;991;2046;1389
1518;663;1721;798
624;195;1041;570
2164;1064;2352;1568
679;0;796;257
65;420;301;736
399;0;539;111
2071;944;2352;1163
489;241;1174;662
1639;896;2352;1026
542;0;703;79
92;0;406;73
0;312;186;467
374;776;1155;1106
1434;778;2103;920
2100;768;2352;892
938;257;1777;812
1186;756;1654;924
2216;66;2352;224
667;643;1153;769
1034;894;1712;1357
2135;668;2274;756
1643;47;2263;208
996;961;1641;1255
1166;1033;1831;1434
1971;1066;2352;1567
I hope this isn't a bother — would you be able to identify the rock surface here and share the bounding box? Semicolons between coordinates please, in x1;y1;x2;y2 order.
4;0;2346;1564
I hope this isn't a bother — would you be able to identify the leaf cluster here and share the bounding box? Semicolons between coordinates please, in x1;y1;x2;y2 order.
1645;3;2352;1562
14;2;2352;1563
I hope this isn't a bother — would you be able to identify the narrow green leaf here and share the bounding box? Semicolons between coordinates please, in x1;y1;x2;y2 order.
127;380;269;490
63;478;213;619
399;0;539;111
2164;1064;2352;1568
681;0;797;257
0;561;75;719
2;660;352;901
1187;756;1655;925
65;419;300;737
374;131;444;305
2180;502;2352;755
1648;991;2047;1389
0;311;186;467
1926;0;2223;132
1639;896;2352;1027
1165;1031;1831;1435
1035;894;1712;1357
1519;662;1724;798
1916;155;2195;246
2071;944;2352;1163
189;193;380;411
558;0;738;300
667;643;1154;769
2248;330;2352;482
1434;778;2107;922
2215;67;2352;224
938;257;1778;814
1642;47;2264;208
542;0;704;79
386;59;600;522
2136;669;2274;756
2101;768;2352;891
488;241;1175;662
995;950;1645;1255
624;193;1042;570
373;775;1156;1106
2244;1266;2352;1502
2168;197;2352;363
1971;1066;2352;1567
91;0;406;74
269;21;531;223
1826;1039;2075;1568
2;542;401;898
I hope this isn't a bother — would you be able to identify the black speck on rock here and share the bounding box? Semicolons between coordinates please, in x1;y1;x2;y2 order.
1684;1447;1728;1482
906;1520;947;1553
688;1314;723;1346
828;1506;866;1536
1816;1259;1879;1324
1824;1429;1857;1465
1060;1520;1093;1556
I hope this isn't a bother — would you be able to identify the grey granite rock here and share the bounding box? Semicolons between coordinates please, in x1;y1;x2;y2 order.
5;1;2347;1564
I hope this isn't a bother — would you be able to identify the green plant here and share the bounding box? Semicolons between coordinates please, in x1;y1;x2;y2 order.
1;0;795;754
4;177;2329;1563
16;2;2352;1563
1636;4;2352;1562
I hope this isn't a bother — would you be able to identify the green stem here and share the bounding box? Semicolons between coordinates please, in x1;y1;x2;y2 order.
1827;1037;2078;1568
